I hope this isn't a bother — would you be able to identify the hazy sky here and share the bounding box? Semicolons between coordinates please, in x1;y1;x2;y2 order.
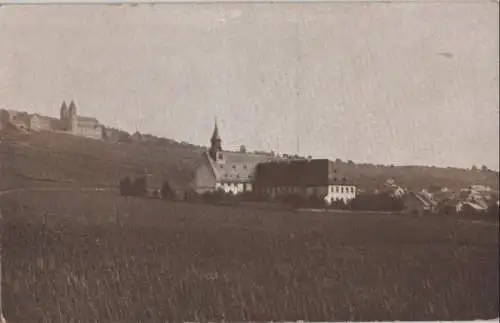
0;2;498;169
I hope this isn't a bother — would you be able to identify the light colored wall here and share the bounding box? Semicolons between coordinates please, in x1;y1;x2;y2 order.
325;185;357;204
29;116;52;131
216;181;247;195
75;125;102;139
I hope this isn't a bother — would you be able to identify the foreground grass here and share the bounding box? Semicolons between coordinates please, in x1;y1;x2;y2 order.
2;191;499;322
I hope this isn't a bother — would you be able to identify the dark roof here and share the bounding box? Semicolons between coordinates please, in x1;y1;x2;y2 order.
211;120;221;141
255;159;352;187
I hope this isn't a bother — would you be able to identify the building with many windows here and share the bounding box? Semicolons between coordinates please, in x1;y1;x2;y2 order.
254;158;356;204
193;120;357;204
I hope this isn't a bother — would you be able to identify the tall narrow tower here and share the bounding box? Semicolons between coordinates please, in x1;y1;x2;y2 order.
209;118;224;163
68;100;78;133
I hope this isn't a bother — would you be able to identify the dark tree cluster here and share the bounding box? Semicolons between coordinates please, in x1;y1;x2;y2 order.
348;193;404;212
160;180;175;200
459;203;499;220
199;189;261;206
119;176;147;197
277;194;327;209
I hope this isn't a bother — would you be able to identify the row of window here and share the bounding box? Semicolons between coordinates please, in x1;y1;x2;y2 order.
217;182;253;191
219;164;249;170
261;186;356;194
330;186;355;194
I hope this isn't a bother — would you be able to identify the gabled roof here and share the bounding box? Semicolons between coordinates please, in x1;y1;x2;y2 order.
204;150;274;183
457;201;488;212
255;158;352;187
77;116;99;124
31;114;58;122
406;191;437;209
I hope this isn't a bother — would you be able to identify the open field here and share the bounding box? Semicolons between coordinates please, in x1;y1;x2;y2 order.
1;190;498;322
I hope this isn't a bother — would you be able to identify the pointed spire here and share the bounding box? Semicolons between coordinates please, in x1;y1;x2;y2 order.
211;116;220;142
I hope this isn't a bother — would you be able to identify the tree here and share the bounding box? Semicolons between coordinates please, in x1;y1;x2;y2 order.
161;180;175;200
329;199;347;210
481;165;489;172
239;145;247;153
471;165;478;171
118;131;131;143
119;176;132;196
347;160;355;165
131;176;147;197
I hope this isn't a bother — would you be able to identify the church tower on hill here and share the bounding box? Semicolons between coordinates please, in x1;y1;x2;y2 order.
209;118;224;164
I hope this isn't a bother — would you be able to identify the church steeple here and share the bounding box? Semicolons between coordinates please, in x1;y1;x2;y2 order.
211;117;221;146
209;117;224;163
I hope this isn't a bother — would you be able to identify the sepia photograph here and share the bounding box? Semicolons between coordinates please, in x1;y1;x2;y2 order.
0;1;498;322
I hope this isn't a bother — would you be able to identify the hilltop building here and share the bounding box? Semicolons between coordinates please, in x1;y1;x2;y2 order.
59;101;103;139
0;101;103;140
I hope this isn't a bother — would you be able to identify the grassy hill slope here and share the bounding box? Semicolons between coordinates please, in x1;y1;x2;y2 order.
331;162;498;192
0;130;202;191
1;129;498;192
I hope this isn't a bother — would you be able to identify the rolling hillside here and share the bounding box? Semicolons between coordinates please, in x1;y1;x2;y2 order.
1;128;498;193
0;129;203;191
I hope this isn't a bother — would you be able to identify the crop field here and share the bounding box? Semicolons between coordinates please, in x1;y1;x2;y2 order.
1;190;499;322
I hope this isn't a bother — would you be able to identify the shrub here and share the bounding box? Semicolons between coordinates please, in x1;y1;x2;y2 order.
236;191;260;203
202;190;230;205
119;177;132;197
307;195;327;209
277;194;308;209
328;199;347;210
183;189;202;203
437;203;456;216
161;180;175;200
131;176;147;197
350;192;403;212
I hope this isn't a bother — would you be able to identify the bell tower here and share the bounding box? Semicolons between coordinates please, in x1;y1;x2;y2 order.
209;118;224;163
